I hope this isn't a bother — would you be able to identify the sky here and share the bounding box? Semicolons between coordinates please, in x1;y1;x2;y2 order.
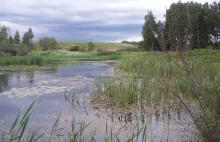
0;0;216;42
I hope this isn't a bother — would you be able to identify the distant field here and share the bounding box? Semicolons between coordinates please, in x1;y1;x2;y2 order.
57;42;135;51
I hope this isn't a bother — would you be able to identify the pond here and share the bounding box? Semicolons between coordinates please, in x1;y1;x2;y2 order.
0;62;197;141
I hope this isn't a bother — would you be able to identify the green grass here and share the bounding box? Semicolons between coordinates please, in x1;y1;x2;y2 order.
0;50;131;67
92;49;220;141
0;56;71;66
0;41;139;69
94;50;220;105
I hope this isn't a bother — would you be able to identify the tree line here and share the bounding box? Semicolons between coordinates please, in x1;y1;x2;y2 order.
0;26;36;56
141;1;220;51
0;26;58;56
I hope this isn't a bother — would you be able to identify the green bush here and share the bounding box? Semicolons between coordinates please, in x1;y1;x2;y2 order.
88;42;94;51
69;46;80;51
97;49;113;55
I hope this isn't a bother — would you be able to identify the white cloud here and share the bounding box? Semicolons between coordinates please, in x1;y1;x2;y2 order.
0;21;51;39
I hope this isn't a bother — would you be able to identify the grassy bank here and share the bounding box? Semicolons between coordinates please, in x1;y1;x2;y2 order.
93;49;220;141
0;42;139;70
0;65;42;71
0;50;134;69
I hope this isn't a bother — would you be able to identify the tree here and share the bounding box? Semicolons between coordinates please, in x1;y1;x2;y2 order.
22;28;34;48
49;38;58;50
88;42;94;51
165;1;209;50
142;11;158;51
9;36;13;44
0;26;9;40
0;26;9;41
208;1;220;49
14;30;20;44
39;37;58;51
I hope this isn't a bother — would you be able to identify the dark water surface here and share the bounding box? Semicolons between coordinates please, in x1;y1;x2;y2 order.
0;62;197;141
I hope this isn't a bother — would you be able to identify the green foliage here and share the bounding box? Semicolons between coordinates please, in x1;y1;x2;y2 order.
88;42;95;51
140;1;220;51
94;50;220;140
0;41;30;56
39;37;58;51
9;36;13;44
208;1;220;48
22;28;34;48
164;1;219;50
142;11;164;51
0;56;44;66
69;46;80;51
94;77;138;106
0;26;9;41
14;30;20;44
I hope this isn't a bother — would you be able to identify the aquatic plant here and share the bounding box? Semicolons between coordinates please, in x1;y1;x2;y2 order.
93;50;220;141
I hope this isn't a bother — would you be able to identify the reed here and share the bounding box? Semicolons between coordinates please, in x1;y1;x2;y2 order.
93;50;220;140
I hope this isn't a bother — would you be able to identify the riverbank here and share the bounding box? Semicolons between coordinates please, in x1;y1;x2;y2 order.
0;50;140;71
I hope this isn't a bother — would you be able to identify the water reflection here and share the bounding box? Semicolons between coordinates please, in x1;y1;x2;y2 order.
25;71;35;86
0;74;9;93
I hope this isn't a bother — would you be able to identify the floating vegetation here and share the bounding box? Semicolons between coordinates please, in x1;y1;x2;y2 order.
0;76;94;98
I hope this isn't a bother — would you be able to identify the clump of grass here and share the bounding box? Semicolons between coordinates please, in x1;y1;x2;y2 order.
0;56;44;66
94;76;138;107
0;56;70;66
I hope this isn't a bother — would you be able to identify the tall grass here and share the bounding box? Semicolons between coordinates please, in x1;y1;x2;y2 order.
93;50;220;141
0;56;69;66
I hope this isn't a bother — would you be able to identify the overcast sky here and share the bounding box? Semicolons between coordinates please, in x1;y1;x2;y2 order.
0;0;216;42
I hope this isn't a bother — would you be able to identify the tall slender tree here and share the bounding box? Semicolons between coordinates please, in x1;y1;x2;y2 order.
14;30;20;44
22;28;34;48
9;36;13;44
142;11;158;51
0;26;9;41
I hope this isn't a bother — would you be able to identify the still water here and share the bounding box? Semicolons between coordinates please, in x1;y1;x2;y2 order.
0;62;197;141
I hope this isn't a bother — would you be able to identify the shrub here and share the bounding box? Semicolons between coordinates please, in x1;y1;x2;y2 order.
97;49;113;55
88;42;95;51
39;37;58;51
0;43;30;56
69;46;80;51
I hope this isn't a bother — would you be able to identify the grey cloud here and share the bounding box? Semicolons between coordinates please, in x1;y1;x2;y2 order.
1;0;215;42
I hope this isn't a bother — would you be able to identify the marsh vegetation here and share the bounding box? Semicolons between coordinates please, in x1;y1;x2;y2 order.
0;0;220;142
